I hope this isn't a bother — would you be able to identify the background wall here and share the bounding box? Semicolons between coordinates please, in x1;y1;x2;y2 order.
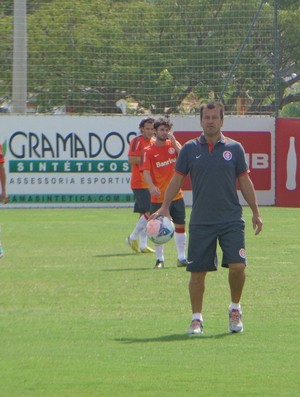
0;115;278;207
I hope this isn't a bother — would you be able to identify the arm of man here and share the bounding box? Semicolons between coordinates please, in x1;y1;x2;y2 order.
167;132;182;155
128;155;141;165
238;173;262;235
0;163;8;204
150;173;185;219
143;170;161;198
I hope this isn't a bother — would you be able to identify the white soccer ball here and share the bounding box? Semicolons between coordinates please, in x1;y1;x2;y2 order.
146;216;175;245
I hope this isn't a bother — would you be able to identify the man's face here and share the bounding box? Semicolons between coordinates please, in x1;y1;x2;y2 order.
141;121;154;140
155;125;170;142
200;107;223;137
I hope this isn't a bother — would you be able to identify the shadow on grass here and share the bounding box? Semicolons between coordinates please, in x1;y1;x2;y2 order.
103;267;152;271
115;333;231;343
94;252;153;271
94;253;135;258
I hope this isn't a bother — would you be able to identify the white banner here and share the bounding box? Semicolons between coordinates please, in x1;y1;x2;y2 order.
0;115;275;207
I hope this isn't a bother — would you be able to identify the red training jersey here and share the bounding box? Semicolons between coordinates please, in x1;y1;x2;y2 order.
128;135;154;189
0;143;5;164
140;140;183;203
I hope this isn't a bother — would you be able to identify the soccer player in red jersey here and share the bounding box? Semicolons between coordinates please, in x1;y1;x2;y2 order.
140;118;187;268
0;141;8;258
0;142;8;205
126;117;156;253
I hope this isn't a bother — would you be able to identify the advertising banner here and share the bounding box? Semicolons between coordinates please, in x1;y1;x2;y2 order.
0;115;275;207
173;116;275;206
2;116;136;207
276;118;300;207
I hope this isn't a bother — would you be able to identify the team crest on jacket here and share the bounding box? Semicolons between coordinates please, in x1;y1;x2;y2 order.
168;147;176;155
223;151;232;161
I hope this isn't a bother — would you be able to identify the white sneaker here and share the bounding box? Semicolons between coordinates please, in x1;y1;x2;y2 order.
186;319;204;335
229;308;243;333
177;259;188;267
0;245;3;258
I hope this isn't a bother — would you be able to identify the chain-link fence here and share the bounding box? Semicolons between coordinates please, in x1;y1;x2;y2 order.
0;0;279;115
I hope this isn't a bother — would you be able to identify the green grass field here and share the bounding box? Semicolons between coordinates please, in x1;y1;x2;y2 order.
0;207;299;396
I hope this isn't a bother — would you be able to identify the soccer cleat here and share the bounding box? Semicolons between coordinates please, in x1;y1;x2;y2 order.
229;308;243;333
140;246;155;254
154;259;164;269
186;319;204;335
126;236;140;253
177;259;188;267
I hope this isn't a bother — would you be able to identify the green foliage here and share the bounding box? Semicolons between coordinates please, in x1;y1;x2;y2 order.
0;0;299;114
280;82;300;117
280;102;300;118
278;0;300;11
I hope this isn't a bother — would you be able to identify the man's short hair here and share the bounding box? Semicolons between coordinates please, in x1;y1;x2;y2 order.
153;118;173;130
139;117;155;130
200;101;224;121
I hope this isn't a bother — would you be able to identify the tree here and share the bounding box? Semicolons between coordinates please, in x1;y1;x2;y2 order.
0;0;299;114
278;5;300;112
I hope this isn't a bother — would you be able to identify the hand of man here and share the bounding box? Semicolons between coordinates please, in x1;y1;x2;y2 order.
253;215;263;235
1;195;8;204
149;205;171;221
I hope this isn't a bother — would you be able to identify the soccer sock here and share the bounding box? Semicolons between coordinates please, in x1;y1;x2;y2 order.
229;302;241;310
139;229;148;249
130;214;148;240
174;230;186;261
155;244;164;262
192;313;203;322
